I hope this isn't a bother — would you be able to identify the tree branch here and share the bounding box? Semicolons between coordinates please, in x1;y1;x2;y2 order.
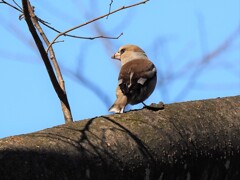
0;96;239;179
37;17;123;40
0;0;22;12
1;1;123;40
107;0;114;19
26;1;73;123
22;0;73;123
46;0;149;52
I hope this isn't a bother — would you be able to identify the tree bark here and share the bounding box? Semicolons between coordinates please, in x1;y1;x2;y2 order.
0;96;239;180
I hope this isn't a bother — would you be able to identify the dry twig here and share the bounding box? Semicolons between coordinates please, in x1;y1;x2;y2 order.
107;0;114;19
1;0;123;41
47;0;149;52
0;0;22;12
26;0;73;123
37;17;123;40
22;0;73;123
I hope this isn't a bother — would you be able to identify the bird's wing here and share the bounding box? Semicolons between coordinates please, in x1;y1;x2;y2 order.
118;59;156;95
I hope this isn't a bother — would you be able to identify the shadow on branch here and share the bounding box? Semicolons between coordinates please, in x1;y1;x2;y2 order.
0;96;240;180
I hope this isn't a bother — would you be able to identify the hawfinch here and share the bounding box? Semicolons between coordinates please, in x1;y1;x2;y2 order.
109;44;157;113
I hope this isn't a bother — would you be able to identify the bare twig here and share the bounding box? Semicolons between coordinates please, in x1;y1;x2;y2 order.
37;18;123;40
12;0;22;10
2;0;122;41
107;0;114;19
1;0;22;12
1;1;114;39
22;0;73;123
27;1;73;123
47;0;149;52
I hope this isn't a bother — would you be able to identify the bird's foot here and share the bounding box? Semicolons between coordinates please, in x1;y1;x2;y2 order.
142;102;164;111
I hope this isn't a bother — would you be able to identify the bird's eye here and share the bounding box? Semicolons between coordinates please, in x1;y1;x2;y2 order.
120;48;125;54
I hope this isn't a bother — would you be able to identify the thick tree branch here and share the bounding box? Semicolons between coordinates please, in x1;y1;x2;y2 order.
0;96;239;179
22;0;73;123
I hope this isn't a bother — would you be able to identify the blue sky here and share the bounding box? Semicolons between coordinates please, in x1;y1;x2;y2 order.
0;0;239;138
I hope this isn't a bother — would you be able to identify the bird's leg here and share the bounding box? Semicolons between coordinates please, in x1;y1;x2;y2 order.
141;102;147;107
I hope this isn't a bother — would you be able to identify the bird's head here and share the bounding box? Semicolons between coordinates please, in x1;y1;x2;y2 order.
112;44;148;65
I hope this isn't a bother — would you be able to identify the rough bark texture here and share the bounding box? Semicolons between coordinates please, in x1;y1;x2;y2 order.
0;96;239;180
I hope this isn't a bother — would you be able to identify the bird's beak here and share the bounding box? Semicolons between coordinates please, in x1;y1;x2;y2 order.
111;52;121;60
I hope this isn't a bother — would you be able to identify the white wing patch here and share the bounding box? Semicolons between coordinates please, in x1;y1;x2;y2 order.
144;67;156;78
137;67;156;85
137;78;147;85
118;79;123;85
128;72;134;88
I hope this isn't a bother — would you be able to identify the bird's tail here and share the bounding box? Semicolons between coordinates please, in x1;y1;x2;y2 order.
109;95;127;113
109;104;124;113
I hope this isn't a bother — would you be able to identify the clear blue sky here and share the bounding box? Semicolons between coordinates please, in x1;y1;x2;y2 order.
0;0;239;138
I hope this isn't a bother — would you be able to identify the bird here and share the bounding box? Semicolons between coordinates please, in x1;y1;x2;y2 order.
109;44;157;113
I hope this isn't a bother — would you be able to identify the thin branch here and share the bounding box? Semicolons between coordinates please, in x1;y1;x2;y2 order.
106;0;114;19
1;1;122;41
12;0;22;10
39;19;123;40
22;0;73;123
27;1;73;123
47;0;149;52
38;18;124;40
1;0;22;12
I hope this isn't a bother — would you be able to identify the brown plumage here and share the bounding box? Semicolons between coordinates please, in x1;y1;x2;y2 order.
109;44;157;113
